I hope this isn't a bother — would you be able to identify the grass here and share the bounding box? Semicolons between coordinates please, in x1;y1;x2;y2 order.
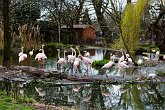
0;91;35;110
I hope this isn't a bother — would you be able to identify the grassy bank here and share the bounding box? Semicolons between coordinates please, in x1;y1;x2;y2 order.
0;91;35;110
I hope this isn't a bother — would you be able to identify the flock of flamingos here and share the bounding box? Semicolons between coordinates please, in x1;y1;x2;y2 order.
18;44;163;78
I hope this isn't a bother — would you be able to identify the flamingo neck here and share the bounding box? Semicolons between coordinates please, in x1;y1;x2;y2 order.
73;49;76;57
57;49;60;59
21;47;24;53
64;51;66;59
42;49;44;53
76;46;81;56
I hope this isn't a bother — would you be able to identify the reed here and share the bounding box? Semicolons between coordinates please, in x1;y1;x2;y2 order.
18;23;42;50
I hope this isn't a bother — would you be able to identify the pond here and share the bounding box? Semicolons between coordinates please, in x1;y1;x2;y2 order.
0;80;164;110
0;47;165;109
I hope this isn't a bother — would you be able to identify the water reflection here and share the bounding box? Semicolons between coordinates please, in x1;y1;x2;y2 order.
0;80;164;109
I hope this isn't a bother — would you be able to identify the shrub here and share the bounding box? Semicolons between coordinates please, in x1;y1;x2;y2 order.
92;59;109;68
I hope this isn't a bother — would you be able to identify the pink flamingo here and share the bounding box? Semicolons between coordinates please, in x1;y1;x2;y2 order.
18;47;27;66
76;46;93;77
35;45;47;69
67;47;76;63
57;49;67;72
73;49;82;74
101;53;114;77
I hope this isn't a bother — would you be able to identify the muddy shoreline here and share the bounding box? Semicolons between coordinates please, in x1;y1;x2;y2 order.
0;65;164;84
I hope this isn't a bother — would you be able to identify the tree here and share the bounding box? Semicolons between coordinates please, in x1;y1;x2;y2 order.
112;0;149;65
82;8;92;25
91;0;111;39
3;0;11;67
147;0;165;53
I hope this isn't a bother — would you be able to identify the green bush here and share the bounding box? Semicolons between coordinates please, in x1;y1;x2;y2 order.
92;59;109;68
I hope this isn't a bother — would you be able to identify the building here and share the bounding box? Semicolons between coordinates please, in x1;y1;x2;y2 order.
61;24;96;45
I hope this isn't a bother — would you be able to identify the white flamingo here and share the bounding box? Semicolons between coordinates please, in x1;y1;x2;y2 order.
148;73;156;79
137;58;143;65
18;47;24;57
29;49;34;56
163;55;165;60
155;51;160;60
84;50;90;57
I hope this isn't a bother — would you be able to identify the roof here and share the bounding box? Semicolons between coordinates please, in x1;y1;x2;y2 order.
61;24;95;29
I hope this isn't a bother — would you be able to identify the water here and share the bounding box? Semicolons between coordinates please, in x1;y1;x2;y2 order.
0;47;165;109
0;80;164;110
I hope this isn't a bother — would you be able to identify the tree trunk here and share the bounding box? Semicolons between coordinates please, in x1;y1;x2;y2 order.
149;9;165;53
91;0;111;41
2;0;11;67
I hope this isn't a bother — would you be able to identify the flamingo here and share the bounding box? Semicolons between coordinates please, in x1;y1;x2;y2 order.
142;56;150;61
118;61;129;68
117;49;129;68
29;49;34;56
155;51;160;60
18;47;24;57
57;49;67;72
110;54;116;62
148;73;156;79
35;87;46;99
18;47;27;66
118;49;128;63
73;49;82;74
67;47;76;63
73;85;81;92
35;47;47;69
84;50;90;57
76;46;93;77
137;58;143;65
101;53;115;77
101;61;114;78
163;55;165;60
